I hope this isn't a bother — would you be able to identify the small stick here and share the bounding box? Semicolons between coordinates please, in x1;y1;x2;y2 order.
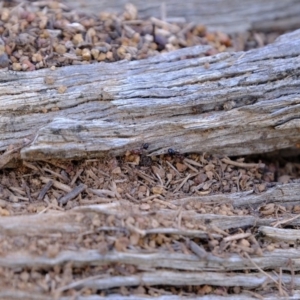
70;168;83;186
38;180;53;201
272;214;300;228
40;176;72;193
183;161;198;173
221;157;265;169
59;184;87;205
174;173;191;193
244;252;280;287
160;2;166;21
186;238;207;259
43;167;68;182
223;232;251;242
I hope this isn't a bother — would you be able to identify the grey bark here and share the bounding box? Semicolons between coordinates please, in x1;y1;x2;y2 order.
5;34;300;160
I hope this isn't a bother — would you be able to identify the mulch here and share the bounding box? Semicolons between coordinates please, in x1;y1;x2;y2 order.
0;1;298;299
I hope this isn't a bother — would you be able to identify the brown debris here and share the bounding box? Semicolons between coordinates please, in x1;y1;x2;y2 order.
0;1;285;72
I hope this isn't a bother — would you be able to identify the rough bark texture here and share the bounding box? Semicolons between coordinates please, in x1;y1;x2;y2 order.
65;0;300;33
1;33;300;160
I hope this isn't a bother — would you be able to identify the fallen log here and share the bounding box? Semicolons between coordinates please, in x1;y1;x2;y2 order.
0;202;299;297
0;31;299;160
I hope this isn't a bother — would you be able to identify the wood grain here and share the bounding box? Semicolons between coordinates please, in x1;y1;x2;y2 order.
12;35;300;160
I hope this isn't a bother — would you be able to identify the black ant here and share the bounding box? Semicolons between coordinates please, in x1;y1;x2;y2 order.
128;143;152;167
130;143;149;155
167;148;185;161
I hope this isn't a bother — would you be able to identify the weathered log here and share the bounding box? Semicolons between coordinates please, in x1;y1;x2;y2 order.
1;32;300;160
0;197;299;297
172;181;300;208
65;0;300;33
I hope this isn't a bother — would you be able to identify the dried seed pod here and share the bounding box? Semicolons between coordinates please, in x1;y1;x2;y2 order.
54;44;66;55
82;48;91;61
12;62;21;71
73;33;84;46
91;48;99;59
97;52;106;61
151;186;164;195
32;52;43;62
21;63;29;71
106;51;113;60
117;45;126;59
39;16;48;29
86;27;96;39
